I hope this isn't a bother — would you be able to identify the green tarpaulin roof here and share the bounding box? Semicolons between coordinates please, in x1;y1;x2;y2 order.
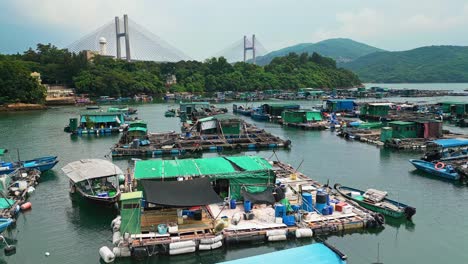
0;198;15;209
0;149;7;156
134;156;272;180
128;127;147;132
198;114;240;122
389;121;416;126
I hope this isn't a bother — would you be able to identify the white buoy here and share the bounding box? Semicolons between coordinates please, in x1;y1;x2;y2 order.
45;252;50;256
99;246;115;263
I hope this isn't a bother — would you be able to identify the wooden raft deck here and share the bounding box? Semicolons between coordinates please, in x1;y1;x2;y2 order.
140;209;214;235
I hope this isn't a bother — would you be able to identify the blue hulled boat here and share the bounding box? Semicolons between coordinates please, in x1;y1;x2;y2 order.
0;156;59;175
251;107;270;121
409;159;459;180
0;218;13;233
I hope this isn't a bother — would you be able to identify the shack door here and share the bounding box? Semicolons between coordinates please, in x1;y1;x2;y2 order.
212;179;229;199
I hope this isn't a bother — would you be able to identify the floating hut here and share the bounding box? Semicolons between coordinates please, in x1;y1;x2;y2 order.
64;111;125;135
112;117;291;157
325;99;356;112
360;103;393;120
101;157;382;261
179;102;228;122
280;109;327;130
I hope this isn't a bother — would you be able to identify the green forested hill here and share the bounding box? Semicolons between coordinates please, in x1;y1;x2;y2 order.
342;46;468;82
253;38;383;66
0;44;361;103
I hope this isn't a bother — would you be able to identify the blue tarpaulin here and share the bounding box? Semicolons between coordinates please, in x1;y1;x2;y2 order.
430;138;468;148
219;243;346;264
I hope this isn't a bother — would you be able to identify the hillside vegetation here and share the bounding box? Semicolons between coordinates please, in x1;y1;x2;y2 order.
253;38;383;66
0;44;361;103
342;46;468;83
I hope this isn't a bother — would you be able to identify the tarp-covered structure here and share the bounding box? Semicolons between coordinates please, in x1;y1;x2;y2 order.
429;138;468;148
282;109;323;123
134;156;275;200
79;112;124;125
141;177;223;207
196;114;242;135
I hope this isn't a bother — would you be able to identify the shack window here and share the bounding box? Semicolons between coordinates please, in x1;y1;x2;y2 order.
123;203;140;209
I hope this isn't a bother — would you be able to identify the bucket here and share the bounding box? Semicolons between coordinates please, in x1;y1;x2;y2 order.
301;193;313;212
157;224;168;234
290;173;297;180
230;199;237;209
244;200;251;213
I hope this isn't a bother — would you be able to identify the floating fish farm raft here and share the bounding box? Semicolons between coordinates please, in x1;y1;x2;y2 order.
0;168;40;219
111;121;291;158
101;158;384;261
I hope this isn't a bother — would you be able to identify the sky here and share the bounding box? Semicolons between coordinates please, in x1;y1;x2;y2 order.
1;0;468;60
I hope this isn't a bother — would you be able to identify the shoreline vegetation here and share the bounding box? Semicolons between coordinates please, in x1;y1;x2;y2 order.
0;43;361;107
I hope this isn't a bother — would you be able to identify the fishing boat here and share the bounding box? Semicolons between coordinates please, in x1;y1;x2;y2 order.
0;155;58;175
409;159;459;180
334;184;416;220
0;218;13;233
62;159;123;204
164;109;177;117
251;107;270;121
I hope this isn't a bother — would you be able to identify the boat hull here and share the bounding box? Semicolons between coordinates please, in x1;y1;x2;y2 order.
0;218;13;233
409;159;460;180
0;157;58;175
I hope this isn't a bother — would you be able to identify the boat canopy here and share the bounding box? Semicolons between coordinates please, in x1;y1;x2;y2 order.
429;138;468;148
61;159;123;183
219;243;346;264
141;177;222;207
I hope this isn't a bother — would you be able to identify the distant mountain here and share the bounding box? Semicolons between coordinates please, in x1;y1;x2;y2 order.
342;46;468;83
252;38;384;66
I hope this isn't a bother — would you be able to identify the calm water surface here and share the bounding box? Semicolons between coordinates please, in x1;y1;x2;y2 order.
0;84;466;264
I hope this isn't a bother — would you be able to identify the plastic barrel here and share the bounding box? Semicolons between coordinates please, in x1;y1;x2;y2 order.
316;192;328;204
315;203;327;213
244;200;251;213
230;199;237;209
275;204;285;217
301;193;313;212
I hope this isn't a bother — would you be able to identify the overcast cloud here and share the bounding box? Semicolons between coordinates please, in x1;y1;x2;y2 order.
1;0;468;59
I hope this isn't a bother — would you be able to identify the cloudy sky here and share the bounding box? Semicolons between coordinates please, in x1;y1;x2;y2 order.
1;0;468;60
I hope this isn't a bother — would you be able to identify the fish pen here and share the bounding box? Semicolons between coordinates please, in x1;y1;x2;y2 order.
0;168;40;219
111;119;291;158
99;158;383;262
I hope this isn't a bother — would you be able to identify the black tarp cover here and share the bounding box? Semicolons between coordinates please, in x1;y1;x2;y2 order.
141;177;223;207
241;187;275;205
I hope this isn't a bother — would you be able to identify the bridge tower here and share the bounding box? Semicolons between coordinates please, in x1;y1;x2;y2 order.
115;14;131;62
243;34;256;64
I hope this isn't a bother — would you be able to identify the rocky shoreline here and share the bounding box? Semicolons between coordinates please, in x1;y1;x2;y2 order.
0;103;47;112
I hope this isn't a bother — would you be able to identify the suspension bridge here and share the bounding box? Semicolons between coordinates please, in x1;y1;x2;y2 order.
66;14;269;63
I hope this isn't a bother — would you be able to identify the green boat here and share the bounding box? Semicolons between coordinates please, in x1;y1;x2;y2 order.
334;183;416;220
164;109;176;117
